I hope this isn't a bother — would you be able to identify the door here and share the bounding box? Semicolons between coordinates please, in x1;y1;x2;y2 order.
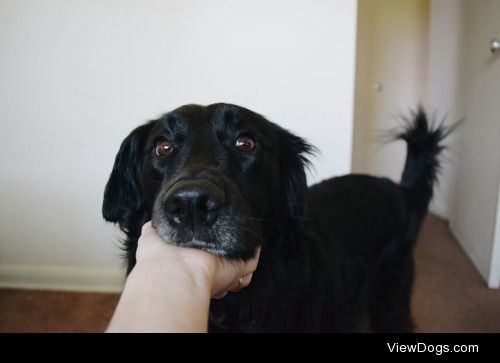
450;0;500;288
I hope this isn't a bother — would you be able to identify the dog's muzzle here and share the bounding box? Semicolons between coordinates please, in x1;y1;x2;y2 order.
152;173;260;259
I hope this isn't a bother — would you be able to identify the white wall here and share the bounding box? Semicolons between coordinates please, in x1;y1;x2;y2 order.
357;0;500;288
425;0;465;219
352;0;461;219
352;0;429;184
0;0;357;291
443;0;500;288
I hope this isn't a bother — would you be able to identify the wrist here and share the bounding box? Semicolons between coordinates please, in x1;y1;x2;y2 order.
131;250;216;296
109;253;214;333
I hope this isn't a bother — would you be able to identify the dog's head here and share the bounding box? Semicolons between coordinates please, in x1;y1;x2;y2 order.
103;103;313;261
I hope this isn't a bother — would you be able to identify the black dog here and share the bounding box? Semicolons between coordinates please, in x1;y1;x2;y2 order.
103;103;448;332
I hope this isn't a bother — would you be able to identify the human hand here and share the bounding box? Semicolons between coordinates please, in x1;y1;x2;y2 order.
136;222;261;299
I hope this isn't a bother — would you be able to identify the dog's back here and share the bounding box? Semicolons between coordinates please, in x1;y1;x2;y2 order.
304;109;451;332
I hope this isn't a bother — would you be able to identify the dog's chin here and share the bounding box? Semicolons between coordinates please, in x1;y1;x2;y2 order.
151;216;260;259
177;239;230;256
152;224;217;254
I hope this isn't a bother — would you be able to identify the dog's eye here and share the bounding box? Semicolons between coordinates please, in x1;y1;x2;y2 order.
155;140;175;156
235;135;256;152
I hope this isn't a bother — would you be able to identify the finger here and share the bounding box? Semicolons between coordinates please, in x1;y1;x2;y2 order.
241;273;253;287
230;275;244;292
241;247;261;276
213;291;228;299
141;221;153;234
230;272;253;293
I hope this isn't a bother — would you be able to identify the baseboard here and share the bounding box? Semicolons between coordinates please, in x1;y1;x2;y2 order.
429;199;449;220
0;264;125;293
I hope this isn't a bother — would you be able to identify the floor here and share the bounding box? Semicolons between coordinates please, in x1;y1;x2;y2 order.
412;215;500;332
0;214;499;333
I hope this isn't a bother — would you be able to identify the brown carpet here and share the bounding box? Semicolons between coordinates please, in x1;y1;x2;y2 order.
0;214;499;333
0;289;118;333
412;215;500;332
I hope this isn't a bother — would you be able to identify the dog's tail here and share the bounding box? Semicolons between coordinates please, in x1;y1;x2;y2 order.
394;108;454;245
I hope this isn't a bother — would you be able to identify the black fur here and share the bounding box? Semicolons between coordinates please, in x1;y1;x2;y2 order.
103;104;449;332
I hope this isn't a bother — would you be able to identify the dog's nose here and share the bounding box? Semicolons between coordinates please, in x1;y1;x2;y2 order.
164;179;225;227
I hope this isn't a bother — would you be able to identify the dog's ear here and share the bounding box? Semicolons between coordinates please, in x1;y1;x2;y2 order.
277;128;315;221
103;122;154;230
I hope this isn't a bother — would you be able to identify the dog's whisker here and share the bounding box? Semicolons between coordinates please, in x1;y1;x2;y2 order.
237;226;265;245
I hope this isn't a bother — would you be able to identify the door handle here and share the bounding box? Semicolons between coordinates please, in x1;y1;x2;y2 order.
490;38;500;53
